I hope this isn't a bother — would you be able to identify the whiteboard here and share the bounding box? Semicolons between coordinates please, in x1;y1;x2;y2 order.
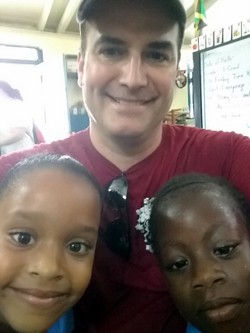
201;36;250;137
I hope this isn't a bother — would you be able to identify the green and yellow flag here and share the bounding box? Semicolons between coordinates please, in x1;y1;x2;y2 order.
194;0;207;32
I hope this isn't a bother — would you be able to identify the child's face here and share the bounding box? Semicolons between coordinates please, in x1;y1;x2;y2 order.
0;168;101;333
155;188;250;333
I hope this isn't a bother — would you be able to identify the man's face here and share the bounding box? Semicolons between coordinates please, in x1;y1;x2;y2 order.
78;0;179;142
155;189;250;333
0;168;100;332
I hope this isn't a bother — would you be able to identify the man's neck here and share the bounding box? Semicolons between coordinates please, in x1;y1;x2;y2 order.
89;126;163;172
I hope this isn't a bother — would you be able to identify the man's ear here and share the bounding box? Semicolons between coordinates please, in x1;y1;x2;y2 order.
77;51;84;88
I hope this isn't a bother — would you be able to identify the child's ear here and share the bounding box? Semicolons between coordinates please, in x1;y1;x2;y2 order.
77;51;85;88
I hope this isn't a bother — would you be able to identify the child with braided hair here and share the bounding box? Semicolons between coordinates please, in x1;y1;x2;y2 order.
148;173;250;333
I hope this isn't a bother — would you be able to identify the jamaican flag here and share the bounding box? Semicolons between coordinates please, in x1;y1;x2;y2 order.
194;0;207;32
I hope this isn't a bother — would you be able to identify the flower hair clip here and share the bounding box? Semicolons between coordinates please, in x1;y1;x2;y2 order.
135;197;154;253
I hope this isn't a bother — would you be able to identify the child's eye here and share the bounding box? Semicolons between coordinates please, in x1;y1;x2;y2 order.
165;258;189;272
10;232;35;246
213;244;238;258
67;241;91;256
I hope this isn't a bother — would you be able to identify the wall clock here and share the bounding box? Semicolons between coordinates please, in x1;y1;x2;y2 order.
175;70;187;88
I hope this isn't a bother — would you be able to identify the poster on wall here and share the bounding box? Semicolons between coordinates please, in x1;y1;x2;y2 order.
223;25;232;43
232;21;242;39
242;18;250;36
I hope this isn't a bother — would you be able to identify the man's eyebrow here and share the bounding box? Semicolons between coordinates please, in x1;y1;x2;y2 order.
95;35;125;46
147;41;173;50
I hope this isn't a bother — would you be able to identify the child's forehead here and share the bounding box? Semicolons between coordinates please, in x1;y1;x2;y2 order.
1;167;100;210
167;184;231;206
4;167;91;196
163;187;246;228
157;190;248;247
18;166;85;182
161;187;238;224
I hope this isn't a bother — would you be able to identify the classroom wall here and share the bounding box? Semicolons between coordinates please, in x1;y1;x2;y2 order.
0;27;80;141
171;85;189;110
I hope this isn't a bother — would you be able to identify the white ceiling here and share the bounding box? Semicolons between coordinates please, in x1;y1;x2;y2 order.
0;0;82;35
0;0;247;45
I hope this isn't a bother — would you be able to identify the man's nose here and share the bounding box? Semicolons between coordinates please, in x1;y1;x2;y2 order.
27;244;65;281
119;54;148;90
192;259;227;290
